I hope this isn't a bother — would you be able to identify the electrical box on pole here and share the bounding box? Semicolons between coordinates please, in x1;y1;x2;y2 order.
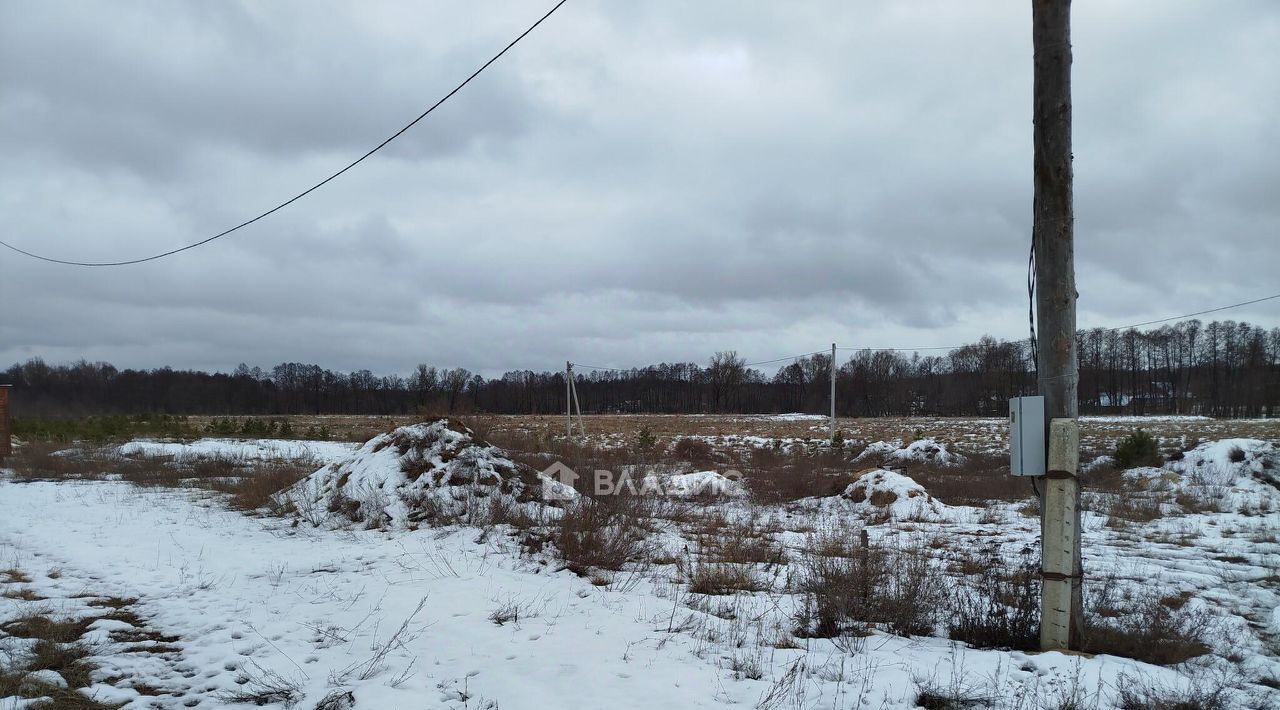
1009;396;1045;476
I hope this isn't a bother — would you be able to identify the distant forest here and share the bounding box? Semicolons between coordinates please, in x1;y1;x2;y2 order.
4;320;1278;419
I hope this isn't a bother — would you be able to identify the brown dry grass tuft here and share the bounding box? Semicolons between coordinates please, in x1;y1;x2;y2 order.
894;453;1031;506
686;563;767;595
794;526;944;639
554;496;654;575
2;568;33;583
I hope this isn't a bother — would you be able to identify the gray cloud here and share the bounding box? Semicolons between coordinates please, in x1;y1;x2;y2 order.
2;0;1277;377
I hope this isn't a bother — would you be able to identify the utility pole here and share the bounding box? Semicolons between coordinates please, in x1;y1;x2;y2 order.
829;343;837;441
1032;0;1082;651
565;362;573;441
570;371;585;437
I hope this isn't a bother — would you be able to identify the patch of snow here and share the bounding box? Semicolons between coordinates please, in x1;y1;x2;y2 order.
117;438;358;464
640;470;746;497
1081;415;1213;423
23;669;68;689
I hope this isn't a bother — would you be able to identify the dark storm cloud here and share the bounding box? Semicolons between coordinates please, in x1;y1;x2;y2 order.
1;0;1277;376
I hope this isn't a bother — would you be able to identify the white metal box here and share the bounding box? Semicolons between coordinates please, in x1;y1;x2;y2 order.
1009;396;1045;476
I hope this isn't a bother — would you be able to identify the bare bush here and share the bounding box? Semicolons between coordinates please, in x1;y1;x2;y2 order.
1113;671;1232;710
671;437;714;465
1106;496;1165;526
794;526;943;638
945;550;1039;651
742;447;852;503
898;453;1032;506
554;497;653;575
204;459;320;512
686;563;766;595
694;511;784;565
219;661;303;706
1082;591;1215;665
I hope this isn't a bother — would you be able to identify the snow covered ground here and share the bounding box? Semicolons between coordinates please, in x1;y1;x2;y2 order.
115;438;358;464
2;431;1279;708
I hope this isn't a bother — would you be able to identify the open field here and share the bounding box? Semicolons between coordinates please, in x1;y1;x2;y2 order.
71;412;1279;452
2;415;1279;709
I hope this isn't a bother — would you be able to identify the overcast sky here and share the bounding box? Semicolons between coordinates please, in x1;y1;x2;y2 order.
2;0;1277;377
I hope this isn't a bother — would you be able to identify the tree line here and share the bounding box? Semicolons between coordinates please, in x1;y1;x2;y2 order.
3;319;1276;419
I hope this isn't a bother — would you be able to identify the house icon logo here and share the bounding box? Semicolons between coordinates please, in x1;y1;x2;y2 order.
540;461;579;501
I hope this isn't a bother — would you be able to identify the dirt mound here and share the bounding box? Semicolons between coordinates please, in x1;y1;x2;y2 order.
280;419;574;528
838;469;948;520
854;438;966;467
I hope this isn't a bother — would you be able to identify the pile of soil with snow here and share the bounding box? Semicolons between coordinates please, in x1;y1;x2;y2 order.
1156;438;1279;512
837;469;949;520
639;470;746;497
854;438;966;467
1170;438;1278;484
280;420;574;528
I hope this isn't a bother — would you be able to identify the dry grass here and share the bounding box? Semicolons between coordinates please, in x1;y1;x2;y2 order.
1106;496;1165;526
553;496;654;575
6;442;318;514
794;526;944;638
741;447;854;502
1081;591;1216;666
897;453;1032;506
1113;673;1232;709
2;568;33;583
945;551;1040;651
686;563;767;595
0;608;124;709
2;587;46;601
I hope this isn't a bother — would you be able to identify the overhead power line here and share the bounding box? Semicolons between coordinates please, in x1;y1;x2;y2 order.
570;349;830;374
1100;292;1280;331
0;0;570;267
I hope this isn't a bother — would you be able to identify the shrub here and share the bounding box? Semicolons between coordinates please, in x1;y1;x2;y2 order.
635;426;656;454
1113;672;1231;710
743;447;851;503
1082;591;1215;665
1114;429;1162;469
794;527;942;638
672;437;714;464
1106;496;1164;525
686;563;766;595
946;550;1039;651
554;497;652;575
1227;446;1246;464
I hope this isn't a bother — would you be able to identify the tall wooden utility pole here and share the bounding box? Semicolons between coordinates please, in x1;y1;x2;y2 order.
565;362;573;441
1032;0;1082;650
829;343;837;441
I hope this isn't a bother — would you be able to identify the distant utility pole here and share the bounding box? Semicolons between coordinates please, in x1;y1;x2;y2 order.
564;362;585;441
829;343;837;441
1032;0;1083;650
